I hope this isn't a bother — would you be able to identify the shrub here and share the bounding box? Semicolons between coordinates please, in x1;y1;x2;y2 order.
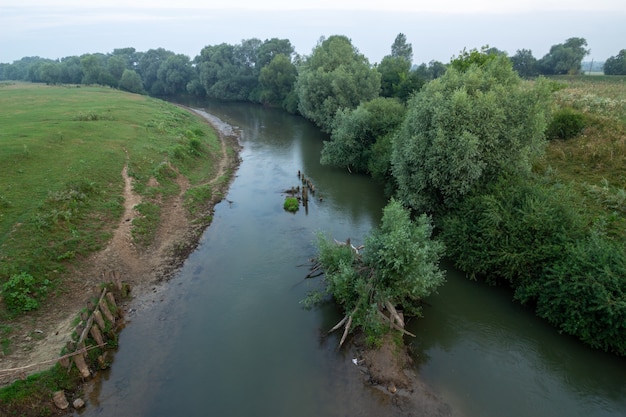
442;175;585;288
283;197;299;212
546;107;586;140
532;231;626;355
1;272;49;313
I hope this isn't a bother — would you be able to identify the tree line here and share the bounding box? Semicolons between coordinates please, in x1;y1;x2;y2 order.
3;34;626;354
2;35;624;105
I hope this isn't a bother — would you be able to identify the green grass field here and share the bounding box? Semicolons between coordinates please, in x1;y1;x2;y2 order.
0;83;221;316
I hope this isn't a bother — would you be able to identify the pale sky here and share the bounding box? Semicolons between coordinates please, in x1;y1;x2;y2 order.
1;1;625;64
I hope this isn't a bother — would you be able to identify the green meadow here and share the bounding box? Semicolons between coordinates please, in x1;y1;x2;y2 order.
0;83;222;316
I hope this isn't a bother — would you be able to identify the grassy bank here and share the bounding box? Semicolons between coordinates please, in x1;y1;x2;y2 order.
0;82;229;414
0;82;222;318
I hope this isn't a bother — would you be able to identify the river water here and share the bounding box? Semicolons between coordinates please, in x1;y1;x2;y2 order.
78;102;626;417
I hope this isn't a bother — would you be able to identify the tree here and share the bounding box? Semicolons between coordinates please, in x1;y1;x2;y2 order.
258;53;297;107
58;56;83;84
391;33;413;62
137;48;175;95
538;37;589;75
296;35;381;133
40;62;61;84
111;47;139;70
414;60;447;80
256;38;294;70
392;54;552;214
604;49;626;75
118;69;144;94
450;46;498;72
156;54;194;95
321;97;405;174
511;49;538;78
311;199;445;345
80;54;105;85
196;39;265;101
106;55;126;84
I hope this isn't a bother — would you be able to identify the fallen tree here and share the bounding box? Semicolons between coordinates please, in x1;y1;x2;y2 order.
305;199;446;348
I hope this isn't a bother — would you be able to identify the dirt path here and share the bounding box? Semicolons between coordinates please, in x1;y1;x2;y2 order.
0;109;240;387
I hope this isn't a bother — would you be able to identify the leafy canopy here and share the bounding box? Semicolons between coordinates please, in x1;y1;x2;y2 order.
313;199;445;341
321;97;405;174
392;54;551;214
295;35;381;133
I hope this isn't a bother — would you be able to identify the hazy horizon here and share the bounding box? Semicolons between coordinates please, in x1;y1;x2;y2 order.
1;3;625;65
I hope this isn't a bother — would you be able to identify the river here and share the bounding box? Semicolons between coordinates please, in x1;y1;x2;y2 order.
77;101;626;417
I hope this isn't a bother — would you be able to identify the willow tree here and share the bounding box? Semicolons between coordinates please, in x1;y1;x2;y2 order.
295;35;380;133
392;54;551;214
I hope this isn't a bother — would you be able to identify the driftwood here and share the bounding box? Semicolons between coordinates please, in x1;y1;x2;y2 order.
384;300;405;328
305;262;323;279
378;311;416;337
328;307;359;348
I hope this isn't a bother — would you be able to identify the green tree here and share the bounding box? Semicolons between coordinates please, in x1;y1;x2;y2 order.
111;47;139;70
390;33;413;62
321;97;405;174
295;35;381;133
538;37;589;75
312;199;445;345
450;46;498;72
392;54;551;214
58;56;83;84
256;38;294;70
137;48;175;95
157;54;194;95
604;49;626;75
118;69;144;94
196;40;263;101
106;55;126;84
39;62;61;85
414;60;447;80
80;54;105;85
511;49;538;78
258;53;298;107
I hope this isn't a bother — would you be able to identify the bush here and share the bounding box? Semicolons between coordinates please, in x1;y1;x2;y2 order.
283;197;299;212
546;107;586;140
442;175;585;288
531;231;626;355
1;272;49;313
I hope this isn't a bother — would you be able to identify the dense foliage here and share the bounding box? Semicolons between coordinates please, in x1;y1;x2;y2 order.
441;174;626;354
295;35;381;133
603;49;626;75
392;54;551;214
320;97;405;175
313;199;445;343
537;37;590;75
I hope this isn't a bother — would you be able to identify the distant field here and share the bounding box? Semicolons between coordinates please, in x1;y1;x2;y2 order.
0;83;221;314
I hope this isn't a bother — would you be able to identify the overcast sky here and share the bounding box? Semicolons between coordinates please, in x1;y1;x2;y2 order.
1;1;625;64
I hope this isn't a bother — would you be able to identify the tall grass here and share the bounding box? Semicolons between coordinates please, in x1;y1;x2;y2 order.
536;75;626;237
